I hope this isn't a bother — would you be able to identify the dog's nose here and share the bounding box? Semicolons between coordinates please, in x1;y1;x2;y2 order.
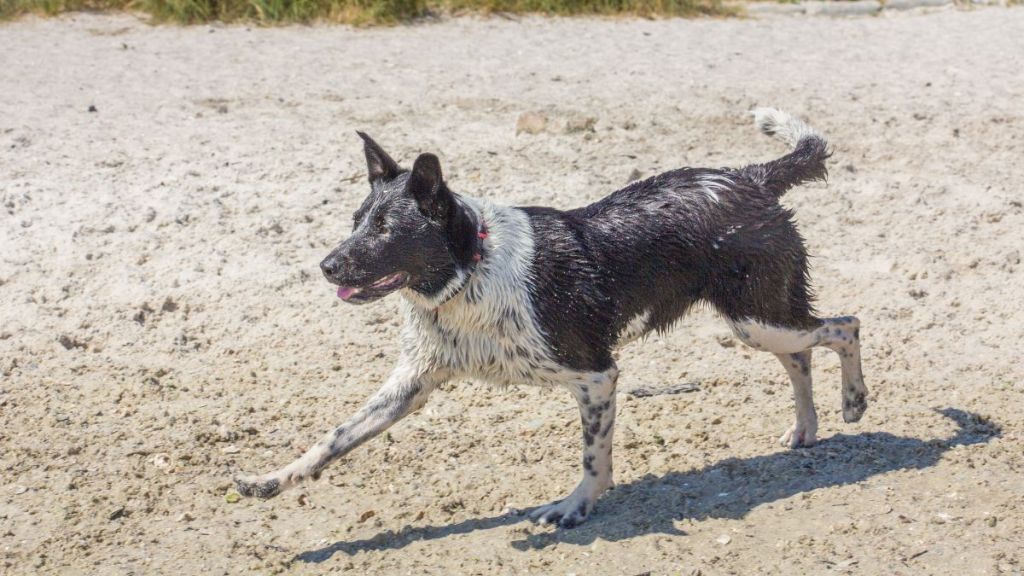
320;257;339;277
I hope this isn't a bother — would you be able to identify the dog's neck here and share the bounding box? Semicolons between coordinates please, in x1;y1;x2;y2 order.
471;214;488;263
402;196;491;309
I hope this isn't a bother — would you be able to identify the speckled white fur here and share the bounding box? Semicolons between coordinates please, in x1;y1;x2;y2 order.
399;197;568;387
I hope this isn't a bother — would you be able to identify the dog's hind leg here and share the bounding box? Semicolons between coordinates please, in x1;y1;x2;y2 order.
529;367;618;528
775;350;817;448
819;316;868;423
234;364;444;499
730;316;867;447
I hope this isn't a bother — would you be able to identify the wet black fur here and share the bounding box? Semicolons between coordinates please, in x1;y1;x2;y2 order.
527;160;824;372
520;134;830;371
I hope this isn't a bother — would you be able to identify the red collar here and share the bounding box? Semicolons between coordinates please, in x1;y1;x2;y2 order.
472;218;488;262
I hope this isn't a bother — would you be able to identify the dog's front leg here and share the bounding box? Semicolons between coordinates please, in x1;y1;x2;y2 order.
234;364;444;499
530;367;618;528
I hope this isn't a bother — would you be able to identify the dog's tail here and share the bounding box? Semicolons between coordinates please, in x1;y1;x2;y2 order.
746;107;831;198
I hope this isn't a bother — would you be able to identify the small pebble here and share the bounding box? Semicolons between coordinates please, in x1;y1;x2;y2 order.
515;112;548;135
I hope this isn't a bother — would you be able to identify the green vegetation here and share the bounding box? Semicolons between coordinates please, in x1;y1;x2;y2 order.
0;0;732;25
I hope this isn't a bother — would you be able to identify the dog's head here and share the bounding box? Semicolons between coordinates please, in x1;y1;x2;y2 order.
319;133;480;306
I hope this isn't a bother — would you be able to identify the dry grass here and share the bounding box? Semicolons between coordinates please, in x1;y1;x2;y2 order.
0;0;733;24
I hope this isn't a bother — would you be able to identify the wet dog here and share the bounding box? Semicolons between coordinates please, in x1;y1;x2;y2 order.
235;108;868;528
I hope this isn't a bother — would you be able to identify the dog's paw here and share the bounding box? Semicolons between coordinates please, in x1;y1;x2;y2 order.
779;420;817;448
234;474;281;499
529;495;592;529
843;389;868;423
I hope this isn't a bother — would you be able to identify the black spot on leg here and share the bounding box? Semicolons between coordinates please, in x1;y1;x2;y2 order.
587;399;611;419
853;327;860;339
796;358;810;376
852;391;866;407
581;394;590;405
583;430;594;446
583;453;595;475
599;419;614;438
788;353;810;376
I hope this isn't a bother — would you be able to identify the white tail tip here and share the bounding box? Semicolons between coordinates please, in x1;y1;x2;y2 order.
752;107;821;148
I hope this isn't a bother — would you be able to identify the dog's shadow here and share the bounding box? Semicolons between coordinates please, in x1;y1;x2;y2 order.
295;408;999;563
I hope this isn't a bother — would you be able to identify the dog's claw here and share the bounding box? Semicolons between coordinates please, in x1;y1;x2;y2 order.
779;421;817;448
234;475;281;499
529;496;592;529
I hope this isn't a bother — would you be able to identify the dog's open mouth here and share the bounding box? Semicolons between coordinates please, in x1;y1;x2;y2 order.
336;272;409;303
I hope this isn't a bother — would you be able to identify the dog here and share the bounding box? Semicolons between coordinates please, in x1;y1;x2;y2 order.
234;108;868;528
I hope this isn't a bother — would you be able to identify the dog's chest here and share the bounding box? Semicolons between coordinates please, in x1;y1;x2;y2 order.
396;200;572;386
400;294;562;387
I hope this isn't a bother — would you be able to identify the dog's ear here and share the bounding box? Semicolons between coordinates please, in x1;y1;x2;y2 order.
407;153;451;221
357;131;401;183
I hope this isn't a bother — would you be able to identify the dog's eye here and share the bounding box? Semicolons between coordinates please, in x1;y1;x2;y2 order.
375;214;388;234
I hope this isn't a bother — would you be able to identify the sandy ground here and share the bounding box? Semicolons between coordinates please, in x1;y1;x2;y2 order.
2;7;1023;575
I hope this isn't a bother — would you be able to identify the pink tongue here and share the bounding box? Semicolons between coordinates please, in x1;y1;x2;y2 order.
337;286;357;300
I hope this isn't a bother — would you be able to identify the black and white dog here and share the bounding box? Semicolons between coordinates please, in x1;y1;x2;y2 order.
235;108;868;528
